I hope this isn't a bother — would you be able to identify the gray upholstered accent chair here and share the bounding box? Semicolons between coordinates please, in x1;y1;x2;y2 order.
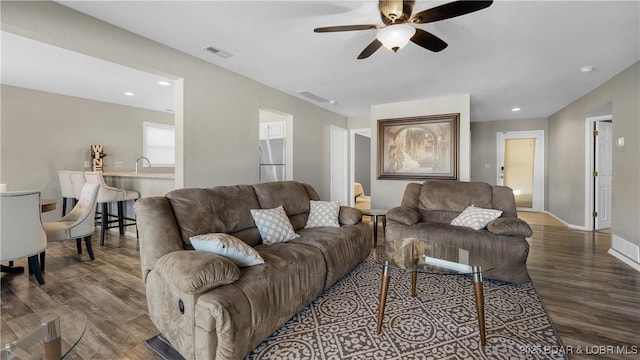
386;180;533;283
0;190;47;285
44;183;100;261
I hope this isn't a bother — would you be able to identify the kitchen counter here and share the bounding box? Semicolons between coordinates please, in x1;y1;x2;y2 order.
103;171;175;179
103;172;175;198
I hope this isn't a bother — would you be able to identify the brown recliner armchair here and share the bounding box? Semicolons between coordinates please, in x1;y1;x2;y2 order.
385;180;533;283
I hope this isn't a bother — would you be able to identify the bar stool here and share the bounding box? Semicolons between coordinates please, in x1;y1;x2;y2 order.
58;171;76;216
83;171;139;246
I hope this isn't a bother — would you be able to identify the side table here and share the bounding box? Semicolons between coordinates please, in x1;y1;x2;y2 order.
1;307;86;359
360;209;387;247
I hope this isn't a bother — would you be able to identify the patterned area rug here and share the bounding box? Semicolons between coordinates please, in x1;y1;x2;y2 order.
247;257;566;360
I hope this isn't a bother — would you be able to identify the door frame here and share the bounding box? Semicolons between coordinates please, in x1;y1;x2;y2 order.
330;125;348;205
349;128;371;206
584;115;613;230
496;130;545;212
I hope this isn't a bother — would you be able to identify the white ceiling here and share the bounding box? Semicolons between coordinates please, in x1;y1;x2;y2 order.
1;31;174;113
8;1;640;122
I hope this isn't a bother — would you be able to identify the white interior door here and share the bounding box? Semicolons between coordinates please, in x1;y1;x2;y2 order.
330;125;348;204
497;130;544;212
594;121;612;229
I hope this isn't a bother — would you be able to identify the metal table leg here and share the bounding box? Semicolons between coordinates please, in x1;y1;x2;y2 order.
376;261;391;334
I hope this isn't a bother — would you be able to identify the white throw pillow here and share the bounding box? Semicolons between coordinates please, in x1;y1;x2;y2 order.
190;233;264;267
250;206;300;245
450;205;503;230
305;200;340;228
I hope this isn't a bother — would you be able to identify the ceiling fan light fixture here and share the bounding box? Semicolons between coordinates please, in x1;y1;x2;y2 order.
376;24;416;52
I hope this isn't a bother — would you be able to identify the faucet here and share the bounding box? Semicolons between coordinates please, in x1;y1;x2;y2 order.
135;156;151;174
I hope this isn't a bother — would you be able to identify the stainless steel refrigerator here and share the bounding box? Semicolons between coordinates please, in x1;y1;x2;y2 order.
259;138;285;182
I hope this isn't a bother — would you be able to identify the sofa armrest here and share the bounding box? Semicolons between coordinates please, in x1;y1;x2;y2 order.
154;250;241;295
386;207;422;226
487;217;533;237
339;206;362;225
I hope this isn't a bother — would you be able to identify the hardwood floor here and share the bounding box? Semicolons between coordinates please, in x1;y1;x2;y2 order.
2;214;639;359
519;212;640;360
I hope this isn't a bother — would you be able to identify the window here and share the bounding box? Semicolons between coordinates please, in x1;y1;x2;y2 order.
143;122;175;167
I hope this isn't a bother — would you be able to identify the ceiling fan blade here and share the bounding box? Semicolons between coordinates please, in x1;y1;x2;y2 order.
357;39;383;59
314;24;379;33
409;0;493;24
410;28;448;52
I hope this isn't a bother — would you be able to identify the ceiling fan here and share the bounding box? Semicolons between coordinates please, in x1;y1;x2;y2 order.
314;0;493;59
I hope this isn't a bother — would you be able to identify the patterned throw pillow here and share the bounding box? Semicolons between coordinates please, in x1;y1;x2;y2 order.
450;205;503;230
189;233;264;267
305;200;341;228
250;206;300;245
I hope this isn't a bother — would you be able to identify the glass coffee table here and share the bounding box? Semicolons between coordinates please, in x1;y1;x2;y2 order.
373;238;494;346
1;307;86;359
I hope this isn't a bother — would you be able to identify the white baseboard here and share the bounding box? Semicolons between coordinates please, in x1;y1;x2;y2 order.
608;235;640;272
543;211;588;230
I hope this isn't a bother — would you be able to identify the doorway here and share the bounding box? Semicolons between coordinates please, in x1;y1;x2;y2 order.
350;128;371;208
259;108;293;182
585;115;613;230
330;125;348;204
497;130;544;211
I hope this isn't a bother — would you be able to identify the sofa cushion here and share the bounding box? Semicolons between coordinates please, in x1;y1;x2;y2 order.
166;185;262;247
190;233;265;267
450;206;502;230
154;250;241;294
295;223;371;289
251;206;300;244
419;180;493;212
305;200;340;228
253;181;318;230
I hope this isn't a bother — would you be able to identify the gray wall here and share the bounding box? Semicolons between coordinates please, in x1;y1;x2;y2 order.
354;134;371;195
470;118;549;208
0;85;173;218
548;61;639;251
2;1;346;199
370;95;471;210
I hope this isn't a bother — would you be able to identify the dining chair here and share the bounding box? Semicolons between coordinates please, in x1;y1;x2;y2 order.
43;183;100;260
0;190;47;285
69;171;86;203
58;171;76;216
83;171;139;246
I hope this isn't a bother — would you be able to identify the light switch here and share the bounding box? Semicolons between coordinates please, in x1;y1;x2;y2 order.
484;163;491;169
617;137;625;147
114;160;125;168
83;161;90;168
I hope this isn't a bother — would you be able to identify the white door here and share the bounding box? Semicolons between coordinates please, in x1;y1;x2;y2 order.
497;130;544;212
330;125;348;204
594;121;612;229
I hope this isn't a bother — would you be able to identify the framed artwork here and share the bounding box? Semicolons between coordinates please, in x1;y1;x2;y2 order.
377;113;459;180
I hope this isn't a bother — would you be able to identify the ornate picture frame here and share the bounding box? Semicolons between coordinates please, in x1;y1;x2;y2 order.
377;113;459;180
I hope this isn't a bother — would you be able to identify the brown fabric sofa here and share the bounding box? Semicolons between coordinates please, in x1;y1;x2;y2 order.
134;181;372;360
385;180;532;283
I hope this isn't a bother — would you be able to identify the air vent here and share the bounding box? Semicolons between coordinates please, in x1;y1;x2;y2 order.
298;91;329;103
203;46;232;59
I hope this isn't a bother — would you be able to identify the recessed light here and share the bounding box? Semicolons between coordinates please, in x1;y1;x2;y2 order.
580;66;594;73
158;81;171;86
512;107;521;112
124;92;135;96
